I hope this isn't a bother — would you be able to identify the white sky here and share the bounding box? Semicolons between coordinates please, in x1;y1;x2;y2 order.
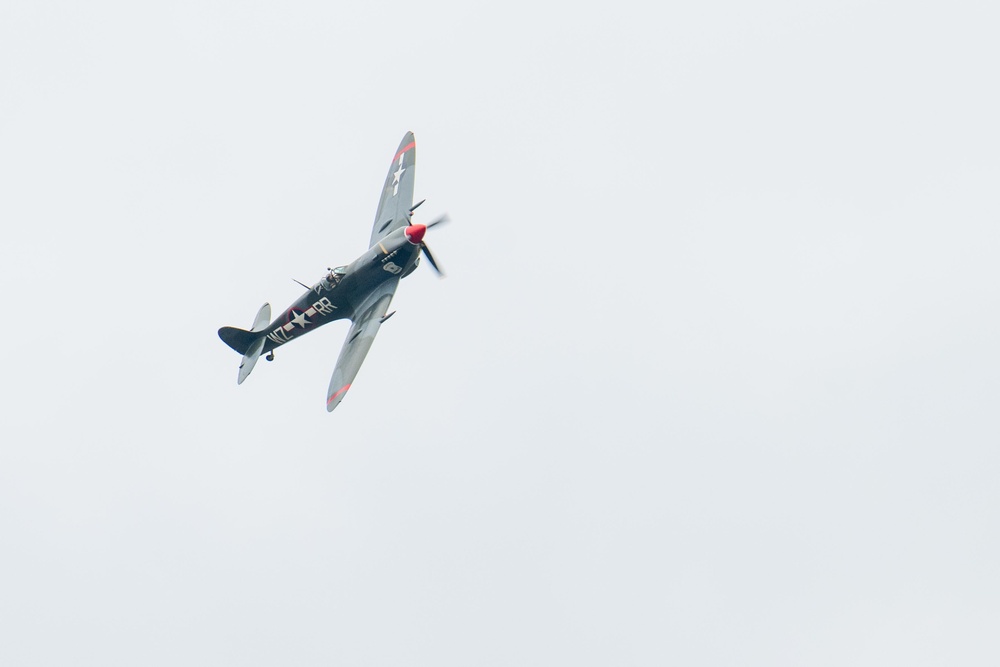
2;1;999;665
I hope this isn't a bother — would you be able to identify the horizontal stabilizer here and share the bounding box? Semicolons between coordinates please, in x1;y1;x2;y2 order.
251;302;271;332
238;337;265;385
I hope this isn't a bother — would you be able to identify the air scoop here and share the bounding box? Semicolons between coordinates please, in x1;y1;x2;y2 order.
404;224;426;244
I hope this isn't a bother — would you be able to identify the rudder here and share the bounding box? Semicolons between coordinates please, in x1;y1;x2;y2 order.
218;326;260;355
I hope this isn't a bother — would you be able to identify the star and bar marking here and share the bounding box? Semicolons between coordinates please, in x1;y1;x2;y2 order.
266;298;337;345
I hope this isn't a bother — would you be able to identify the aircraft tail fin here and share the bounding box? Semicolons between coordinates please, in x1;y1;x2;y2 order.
217;303;271;384
218;326;259;355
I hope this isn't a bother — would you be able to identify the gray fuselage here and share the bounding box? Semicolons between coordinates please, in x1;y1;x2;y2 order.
259;227;420;354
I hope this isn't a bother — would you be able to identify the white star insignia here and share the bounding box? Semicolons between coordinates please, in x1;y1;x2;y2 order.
392;156;405;195
291;310;310;328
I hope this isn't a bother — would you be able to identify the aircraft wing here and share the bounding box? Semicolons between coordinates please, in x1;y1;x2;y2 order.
369;132;416;248
326;277;400;412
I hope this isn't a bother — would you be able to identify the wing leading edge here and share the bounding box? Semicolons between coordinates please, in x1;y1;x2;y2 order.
326;278;400;412
369;132;416;248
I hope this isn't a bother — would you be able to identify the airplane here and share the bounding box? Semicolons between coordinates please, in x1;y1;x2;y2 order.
218;131;447;412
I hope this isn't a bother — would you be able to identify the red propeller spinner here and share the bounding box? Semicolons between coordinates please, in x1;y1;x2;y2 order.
404;223;426;245
403;213;448;276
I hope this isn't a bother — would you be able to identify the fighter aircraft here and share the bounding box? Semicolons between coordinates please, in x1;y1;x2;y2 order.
218;132;446;412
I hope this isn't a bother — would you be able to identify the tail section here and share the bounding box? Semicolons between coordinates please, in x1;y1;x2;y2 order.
219;326;261;355
218;303;271;384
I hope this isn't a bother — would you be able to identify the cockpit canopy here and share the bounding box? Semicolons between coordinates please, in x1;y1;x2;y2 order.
325;265;348;285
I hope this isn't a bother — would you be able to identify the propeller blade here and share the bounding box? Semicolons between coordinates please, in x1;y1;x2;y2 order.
420;242;444;277
426;214;449;229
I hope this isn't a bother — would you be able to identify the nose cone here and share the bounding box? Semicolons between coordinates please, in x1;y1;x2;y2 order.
404;223;426;245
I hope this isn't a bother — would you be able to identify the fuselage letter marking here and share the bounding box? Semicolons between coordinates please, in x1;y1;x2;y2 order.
267;327;293;345
313;297;336;316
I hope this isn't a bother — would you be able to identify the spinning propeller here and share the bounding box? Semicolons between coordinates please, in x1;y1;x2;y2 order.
404;211;449;277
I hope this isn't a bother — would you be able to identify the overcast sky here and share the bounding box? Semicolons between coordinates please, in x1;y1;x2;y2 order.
2;1;999;665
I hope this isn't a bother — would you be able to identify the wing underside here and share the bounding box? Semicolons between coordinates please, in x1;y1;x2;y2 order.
369;132;416;248
326;278;399;412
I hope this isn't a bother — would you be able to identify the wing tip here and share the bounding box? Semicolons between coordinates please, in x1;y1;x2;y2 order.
393;133;416;162
326;383;352;412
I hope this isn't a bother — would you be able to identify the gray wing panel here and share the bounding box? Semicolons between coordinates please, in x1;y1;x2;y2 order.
368;132;416;248
326;278;399;412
